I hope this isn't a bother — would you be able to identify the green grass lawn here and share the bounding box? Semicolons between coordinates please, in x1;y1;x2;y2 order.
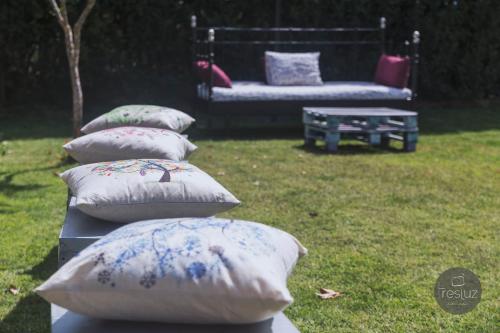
0;107;499;332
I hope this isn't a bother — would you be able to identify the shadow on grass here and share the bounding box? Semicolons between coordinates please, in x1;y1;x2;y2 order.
0;173;48;197
26;246;59;281
0;202;15;214
0;115;70;140
0;163;71;197
0;293;50;333
190;107;500;141
1;247;57;333
189;126;303;141
1;104;499;141
417;107;500;135
294;143;406;155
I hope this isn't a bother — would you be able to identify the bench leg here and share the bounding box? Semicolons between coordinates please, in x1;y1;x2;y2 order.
325;133;340;153
367;133;381;146
304;137;316;147
381;135;391;148
304;127;316;147
404;142;416;152
326;141;338;152
403;132;418;152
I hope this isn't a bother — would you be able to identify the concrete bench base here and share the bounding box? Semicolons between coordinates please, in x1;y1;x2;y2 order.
52;305;299;333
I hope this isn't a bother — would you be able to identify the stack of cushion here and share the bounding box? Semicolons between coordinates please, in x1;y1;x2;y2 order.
36;104;306;324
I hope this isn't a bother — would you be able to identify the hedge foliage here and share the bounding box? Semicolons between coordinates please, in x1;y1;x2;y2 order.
0;0;498;107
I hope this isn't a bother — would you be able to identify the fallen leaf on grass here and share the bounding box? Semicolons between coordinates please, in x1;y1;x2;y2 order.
308;211;318;218
8;285;19;295
316;288;342;300
217;171;226;176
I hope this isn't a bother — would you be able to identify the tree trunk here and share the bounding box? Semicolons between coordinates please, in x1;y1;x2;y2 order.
69;58;83;137
48;0;95;138
0;1;7;108
0;60;5;108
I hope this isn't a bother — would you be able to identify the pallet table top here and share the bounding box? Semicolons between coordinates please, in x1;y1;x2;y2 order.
303;107;417;117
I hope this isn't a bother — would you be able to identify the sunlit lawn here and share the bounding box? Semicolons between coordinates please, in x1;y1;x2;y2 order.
0;107;498;332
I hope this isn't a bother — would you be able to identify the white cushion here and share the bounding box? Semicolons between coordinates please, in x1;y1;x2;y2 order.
60;159;240;223
265;51;323;86
198;81;412;102
64;127;197;164
36;218;307;324
81;105;195;134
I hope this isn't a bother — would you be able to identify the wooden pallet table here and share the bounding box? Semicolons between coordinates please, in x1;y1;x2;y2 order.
303;107;418;152
52;198;300;333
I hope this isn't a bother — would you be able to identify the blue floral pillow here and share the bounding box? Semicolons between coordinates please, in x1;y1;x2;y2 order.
265;51;323;86
36;218;307;324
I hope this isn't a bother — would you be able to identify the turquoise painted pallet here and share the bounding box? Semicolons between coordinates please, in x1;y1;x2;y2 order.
303;107;418;152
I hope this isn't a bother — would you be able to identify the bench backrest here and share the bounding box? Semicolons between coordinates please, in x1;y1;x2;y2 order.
191;15;420;99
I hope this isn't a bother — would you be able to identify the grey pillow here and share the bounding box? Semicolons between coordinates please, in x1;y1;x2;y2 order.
265;51;323;86
64;127;197;164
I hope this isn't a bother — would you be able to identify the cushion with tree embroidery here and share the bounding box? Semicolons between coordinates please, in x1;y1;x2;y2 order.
60;159;239;223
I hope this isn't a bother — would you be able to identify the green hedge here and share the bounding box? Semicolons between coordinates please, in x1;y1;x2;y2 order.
0;0;498;107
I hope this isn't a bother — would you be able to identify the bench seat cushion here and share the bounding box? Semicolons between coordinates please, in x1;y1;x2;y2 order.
198;81;411;102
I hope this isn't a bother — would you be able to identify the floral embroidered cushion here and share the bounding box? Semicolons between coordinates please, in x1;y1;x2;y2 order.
81;105;195;134
64;127;197;164
60;159;240;223
36;218;307;323
265;51;323;86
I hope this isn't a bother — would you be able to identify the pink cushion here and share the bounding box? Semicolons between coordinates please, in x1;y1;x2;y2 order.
194;61;232;88
374;55;410;89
